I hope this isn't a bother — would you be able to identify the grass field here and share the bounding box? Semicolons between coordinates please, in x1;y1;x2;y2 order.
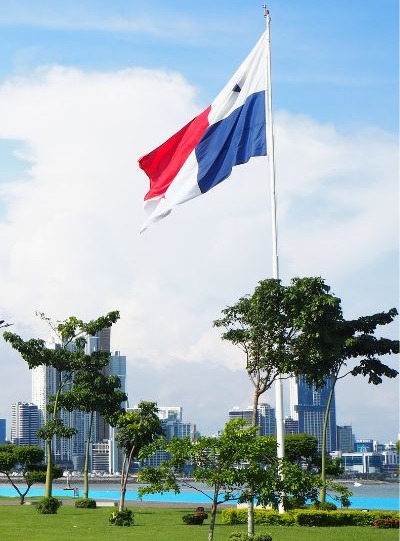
0;503;398;541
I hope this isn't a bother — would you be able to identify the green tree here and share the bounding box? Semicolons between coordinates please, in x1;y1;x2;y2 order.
283;433;318;470
308;309;399;502
213;277;343;531
3;310;120;499
0;444;61;504
138;420;321;541
115;401;163;512
57;368;127;499
214;278;342;427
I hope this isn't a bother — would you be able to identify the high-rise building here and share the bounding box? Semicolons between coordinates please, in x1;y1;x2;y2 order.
91;441;112;473
11;402;40;446
158;406;182;422
228;406;253;425
31;363;59;425
132;406;196;468
290;376;337;453
0;418;6;444
337;425;354;452
31;327;126;469
284;416;299;435
31;342;81;467
228;403;276;436
96;349;127;443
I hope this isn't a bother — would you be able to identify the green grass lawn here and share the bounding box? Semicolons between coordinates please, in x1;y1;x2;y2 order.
0;503;398;541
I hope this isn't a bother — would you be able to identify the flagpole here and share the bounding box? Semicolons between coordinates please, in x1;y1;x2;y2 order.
264;4;285;513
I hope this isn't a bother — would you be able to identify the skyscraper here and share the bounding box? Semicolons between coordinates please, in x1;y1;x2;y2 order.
283;416;299;435
134;406;196;468
0;419;5;443
31;327;126;469
11;402;40;446
228;403;276;436
336;425;354;452
290;376;337;453
31;341;80;467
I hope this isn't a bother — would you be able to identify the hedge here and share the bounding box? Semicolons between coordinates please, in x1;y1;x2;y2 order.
295;510;400;527
221;508;399;528
221;509;295;526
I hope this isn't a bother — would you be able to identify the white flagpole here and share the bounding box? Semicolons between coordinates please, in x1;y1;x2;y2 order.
264;5;285;514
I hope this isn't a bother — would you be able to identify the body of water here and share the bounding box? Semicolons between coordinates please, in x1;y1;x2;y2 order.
0;481;398;511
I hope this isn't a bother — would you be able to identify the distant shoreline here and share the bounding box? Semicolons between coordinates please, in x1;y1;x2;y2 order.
0;475;398;486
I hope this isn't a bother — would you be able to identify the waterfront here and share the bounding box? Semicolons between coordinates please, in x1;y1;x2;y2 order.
0;480;398;510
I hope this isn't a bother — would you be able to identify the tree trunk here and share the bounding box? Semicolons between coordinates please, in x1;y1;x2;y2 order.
6;474;26;504
119;448;134;511
83;412;94;499
246;386;260;536
119;455;127;511
247;501;255;537
44;438;53;498
319;378;336;503
207;492;219;541
45;382;62;498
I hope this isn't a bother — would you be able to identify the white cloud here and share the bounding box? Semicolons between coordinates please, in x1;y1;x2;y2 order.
0;65;397;440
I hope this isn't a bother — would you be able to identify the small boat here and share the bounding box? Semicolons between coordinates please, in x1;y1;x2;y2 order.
353;482;362;487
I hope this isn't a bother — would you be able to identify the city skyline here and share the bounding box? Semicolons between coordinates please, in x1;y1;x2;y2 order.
2;368;398;448
0;1;398;443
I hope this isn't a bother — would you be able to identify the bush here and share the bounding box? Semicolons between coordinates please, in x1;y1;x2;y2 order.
296;510;333;526
222;508;400;529
36;497;61;515
221;509;247;524
221;509;295;526
74;498;97;509
373;517;400;529
294;510;400;527
182;512;208;525
311;501;337;511
229;533;272;541
109;508;134;526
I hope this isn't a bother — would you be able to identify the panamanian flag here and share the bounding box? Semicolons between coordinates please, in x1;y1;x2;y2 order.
139;31;267;232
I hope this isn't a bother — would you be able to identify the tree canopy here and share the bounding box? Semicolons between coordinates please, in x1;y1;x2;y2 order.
0;444;61;504
3;310;120;498
213;277;343;420
138;420;323;541
115;401;163;511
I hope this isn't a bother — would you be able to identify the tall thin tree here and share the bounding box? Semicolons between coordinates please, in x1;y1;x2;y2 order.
3;310;119;499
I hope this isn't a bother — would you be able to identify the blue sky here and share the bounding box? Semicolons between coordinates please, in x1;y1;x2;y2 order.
0;0;397;128
0;0;398;442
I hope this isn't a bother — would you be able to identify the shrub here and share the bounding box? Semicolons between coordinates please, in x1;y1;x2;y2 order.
74;498;97;509
229;533;272;541
373;517;400;529
36;497;61;515
182;512;208;525
221;508;294;526
296;510;332;526
223;508;400;529
311;501;337;511
294;510;400;527
109;508;134;526
221;509;247;524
